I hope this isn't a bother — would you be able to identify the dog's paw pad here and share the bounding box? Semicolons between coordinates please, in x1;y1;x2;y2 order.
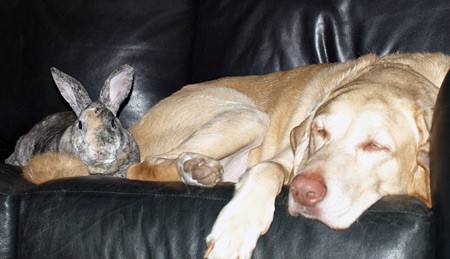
178;152;223;187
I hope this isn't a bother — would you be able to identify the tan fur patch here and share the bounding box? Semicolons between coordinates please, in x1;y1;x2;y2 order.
23;153;90;184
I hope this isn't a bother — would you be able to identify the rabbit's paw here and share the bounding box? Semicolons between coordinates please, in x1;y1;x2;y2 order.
178;152;223;187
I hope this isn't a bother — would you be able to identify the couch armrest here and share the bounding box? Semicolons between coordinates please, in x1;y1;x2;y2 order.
16;177;433;258
0;163;35;259
431;69;450;259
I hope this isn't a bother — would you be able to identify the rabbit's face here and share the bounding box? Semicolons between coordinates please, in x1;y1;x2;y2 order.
70;102;126;166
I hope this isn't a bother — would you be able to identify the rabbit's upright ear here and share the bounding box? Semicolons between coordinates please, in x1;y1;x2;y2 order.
51;68;92;117
100;64;135;115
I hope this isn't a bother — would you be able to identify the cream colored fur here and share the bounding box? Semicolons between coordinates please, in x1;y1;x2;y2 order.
128;53;450;259
21;53;450;259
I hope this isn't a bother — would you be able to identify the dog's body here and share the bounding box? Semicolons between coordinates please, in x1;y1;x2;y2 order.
129;61;332;185
21;53;450;258
127;53;450;258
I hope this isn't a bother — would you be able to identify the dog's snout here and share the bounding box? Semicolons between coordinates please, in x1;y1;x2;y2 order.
291;174;327;206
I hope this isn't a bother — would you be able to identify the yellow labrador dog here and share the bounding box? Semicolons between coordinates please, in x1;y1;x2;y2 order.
127;53;450;258
21;53;450;258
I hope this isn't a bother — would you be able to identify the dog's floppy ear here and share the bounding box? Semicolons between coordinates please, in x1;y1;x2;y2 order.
408;110;433;208
290;115;314;168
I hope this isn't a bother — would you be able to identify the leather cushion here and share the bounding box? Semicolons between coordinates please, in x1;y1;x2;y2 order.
17;176;434;258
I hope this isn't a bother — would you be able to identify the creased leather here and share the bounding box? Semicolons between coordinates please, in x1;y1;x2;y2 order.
0;0;196;156
1;0;450;258
0;164;35;259
18;178;434;258
431;70;450;259
191;0;450;82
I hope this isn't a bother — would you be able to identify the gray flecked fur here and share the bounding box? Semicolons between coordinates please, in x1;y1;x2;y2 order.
5;65;140;177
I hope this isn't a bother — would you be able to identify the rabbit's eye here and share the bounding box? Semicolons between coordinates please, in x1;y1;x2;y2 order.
78;121;83;130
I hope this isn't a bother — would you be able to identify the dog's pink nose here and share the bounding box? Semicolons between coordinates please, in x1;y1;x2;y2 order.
291;174;327;206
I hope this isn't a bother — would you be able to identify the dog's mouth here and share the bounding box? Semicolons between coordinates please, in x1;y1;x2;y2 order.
288;201;319;219
288;201;356;229
287;192;382;230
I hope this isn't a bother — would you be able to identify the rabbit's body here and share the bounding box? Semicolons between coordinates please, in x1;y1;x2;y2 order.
5;65;140;179
6;112;75;166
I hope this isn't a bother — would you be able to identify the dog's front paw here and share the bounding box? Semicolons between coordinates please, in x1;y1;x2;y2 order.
204;194;275;259
178;152;223;187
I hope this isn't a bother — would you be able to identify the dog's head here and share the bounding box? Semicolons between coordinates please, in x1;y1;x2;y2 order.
288;62;439;229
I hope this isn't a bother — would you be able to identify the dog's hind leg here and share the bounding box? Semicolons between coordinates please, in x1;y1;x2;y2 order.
127;107;269;187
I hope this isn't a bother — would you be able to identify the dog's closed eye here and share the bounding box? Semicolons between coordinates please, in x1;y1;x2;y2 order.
313;126;329;139
361;141;389;152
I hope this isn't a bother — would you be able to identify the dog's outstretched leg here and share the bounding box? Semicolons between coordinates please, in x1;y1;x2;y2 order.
205;149;291;258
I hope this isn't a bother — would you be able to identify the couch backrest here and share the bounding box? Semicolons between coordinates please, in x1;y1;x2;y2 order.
190;0;450;82
1;0;450;160
0;1;197;160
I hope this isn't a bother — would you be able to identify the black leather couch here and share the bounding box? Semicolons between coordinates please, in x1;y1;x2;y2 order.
1;0;450;258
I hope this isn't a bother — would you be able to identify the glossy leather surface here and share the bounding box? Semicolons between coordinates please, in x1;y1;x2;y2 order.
432;70;450;259
1;0;450;258
191;0;450;82
17;175;434;258
1;0;196;156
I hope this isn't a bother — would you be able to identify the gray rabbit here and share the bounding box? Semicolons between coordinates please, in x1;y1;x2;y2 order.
5;65;140;177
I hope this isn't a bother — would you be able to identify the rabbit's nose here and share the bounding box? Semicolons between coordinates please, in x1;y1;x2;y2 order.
91;149;103;159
